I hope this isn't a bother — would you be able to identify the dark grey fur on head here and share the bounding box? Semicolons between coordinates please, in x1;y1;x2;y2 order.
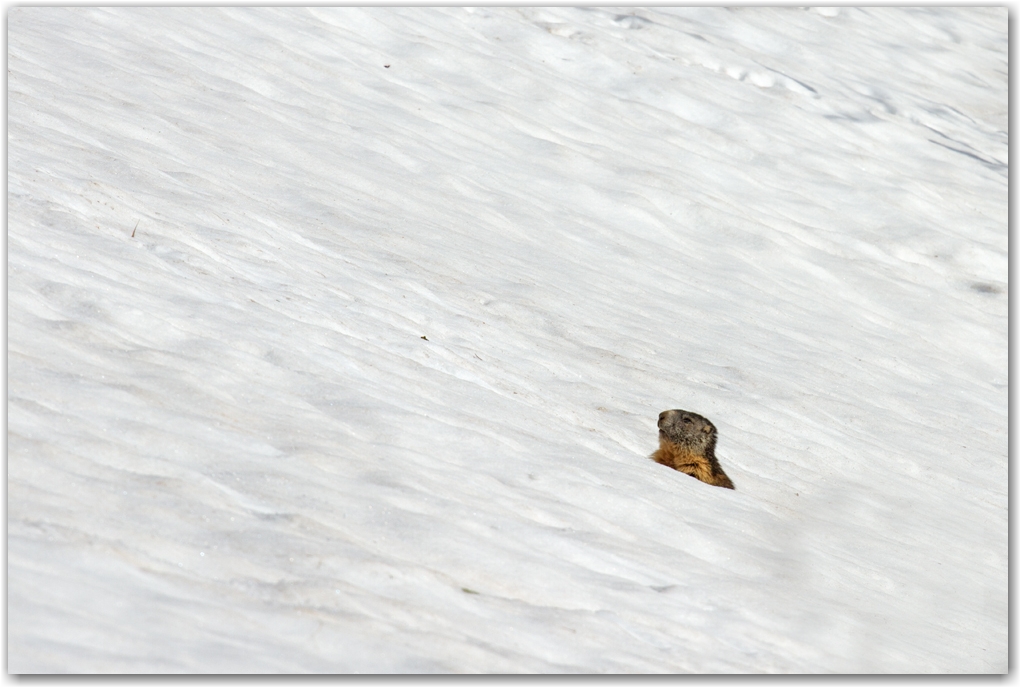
657;409;717;454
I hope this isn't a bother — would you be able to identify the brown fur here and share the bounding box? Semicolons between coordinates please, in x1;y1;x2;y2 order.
651;409;735;489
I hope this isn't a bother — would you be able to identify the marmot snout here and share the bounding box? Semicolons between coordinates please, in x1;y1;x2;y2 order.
651;409;735;489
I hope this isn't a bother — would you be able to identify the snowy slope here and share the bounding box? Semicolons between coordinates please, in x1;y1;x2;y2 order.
7;7;1007;673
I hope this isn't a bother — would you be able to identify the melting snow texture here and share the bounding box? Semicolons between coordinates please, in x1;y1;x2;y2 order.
8;7;1007;673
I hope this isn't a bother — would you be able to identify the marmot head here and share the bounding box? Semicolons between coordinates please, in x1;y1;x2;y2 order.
658;409;717;454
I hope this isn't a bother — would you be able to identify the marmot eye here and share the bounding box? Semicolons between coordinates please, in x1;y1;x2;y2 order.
683;417;692;424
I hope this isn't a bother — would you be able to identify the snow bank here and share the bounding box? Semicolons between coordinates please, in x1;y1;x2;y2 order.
8;7;1006;672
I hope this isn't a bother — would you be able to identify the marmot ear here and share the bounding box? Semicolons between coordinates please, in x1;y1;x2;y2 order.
702;425;713;433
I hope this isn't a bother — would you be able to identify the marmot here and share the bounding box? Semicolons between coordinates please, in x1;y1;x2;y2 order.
651;409;735;489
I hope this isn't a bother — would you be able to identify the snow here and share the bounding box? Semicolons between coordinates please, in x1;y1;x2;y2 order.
7;6;1007;673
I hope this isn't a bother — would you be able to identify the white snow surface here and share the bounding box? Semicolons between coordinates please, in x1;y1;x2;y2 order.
7;6;1007;673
